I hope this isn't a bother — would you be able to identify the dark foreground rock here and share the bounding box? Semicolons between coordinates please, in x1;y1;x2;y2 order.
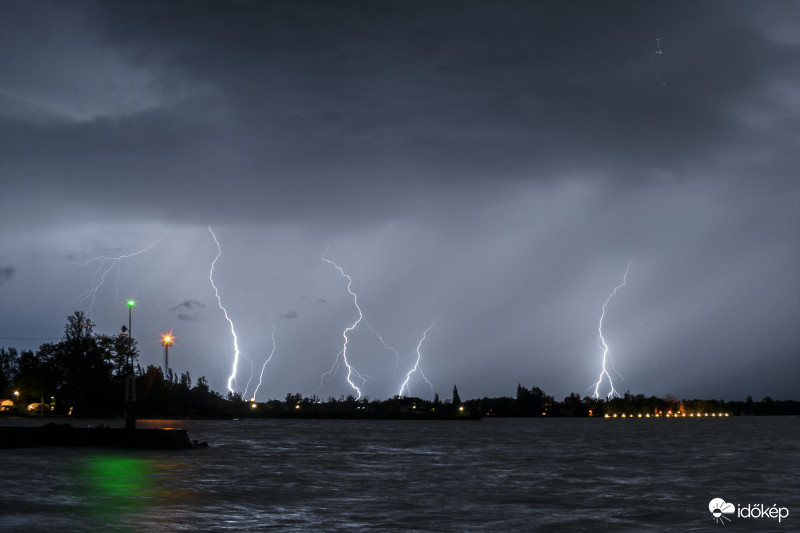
0;423;207;449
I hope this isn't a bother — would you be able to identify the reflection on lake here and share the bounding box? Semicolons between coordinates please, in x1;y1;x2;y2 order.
1;417;798;531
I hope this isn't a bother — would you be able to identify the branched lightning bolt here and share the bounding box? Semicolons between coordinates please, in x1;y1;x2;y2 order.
650;36;667;87
399;322;436;398
252;315;277;401
208;226;242;394
319;349;343;388
68;233;166;318
319;350;368;393
592;261;632;399
321;246;366;400
242;354;255;400
365;319;401;373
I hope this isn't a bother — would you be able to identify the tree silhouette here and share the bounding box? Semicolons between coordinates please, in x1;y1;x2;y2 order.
0;347;20;396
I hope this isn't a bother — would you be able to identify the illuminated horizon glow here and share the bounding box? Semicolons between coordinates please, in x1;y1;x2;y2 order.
592;261;632;400
68;233;166;318
252;315;277;401
399;322;435;398
208;226;242;394
321;246;365;400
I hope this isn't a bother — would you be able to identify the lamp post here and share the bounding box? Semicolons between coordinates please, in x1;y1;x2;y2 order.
160;330;175;378
127;299;135;346
125;299;136;431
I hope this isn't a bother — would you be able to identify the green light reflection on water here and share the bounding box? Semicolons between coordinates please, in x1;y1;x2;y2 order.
79;454;154;526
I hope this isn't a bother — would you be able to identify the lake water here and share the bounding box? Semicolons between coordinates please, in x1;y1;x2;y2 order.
0;417;797;532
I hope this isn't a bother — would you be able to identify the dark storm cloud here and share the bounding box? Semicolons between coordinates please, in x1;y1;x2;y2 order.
0;265;15;284
2;1;797;228
0;1;797;400
170;300;206;321
171;300;206;312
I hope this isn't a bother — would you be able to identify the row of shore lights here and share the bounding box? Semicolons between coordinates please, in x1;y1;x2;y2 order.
605;412;730;418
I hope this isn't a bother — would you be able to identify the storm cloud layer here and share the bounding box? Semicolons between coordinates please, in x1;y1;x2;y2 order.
1;1;798;401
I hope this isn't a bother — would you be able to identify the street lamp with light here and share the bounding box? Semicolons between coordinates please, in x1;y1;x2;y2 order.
125;299;136;431
127;299;135;341
160;329;176;376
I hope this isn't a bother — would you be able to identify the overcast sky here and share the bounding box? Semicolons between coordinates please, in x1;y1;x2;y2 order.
1;1;798;402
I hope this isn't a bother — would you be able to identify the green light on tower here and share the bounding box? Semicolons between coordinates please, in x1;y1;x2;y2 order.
125;297;136;431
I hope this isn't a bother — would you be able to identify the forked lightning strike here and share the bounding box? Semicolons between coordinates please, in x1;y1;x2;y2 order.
242;355;255;400
399;322;436;398
592;261;632;399
208;226;243;394
69;233;166;317
366;319;401;373
251;316;277;401
650;37;668;87
321;246;366;400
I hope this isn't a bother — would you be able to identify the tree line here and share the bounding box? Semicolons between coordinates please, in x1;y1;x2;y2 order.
0;311;235;418
2;312;797;418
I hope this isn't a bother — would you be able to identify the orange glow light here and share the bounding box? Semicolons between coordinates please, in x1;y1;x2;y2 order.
160;329;177;346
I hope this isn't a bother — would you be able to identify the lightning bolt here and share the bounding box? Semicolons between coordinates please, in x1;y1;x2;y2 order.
365;319;401;373
208;226;242;394
592;261;632;399
399;322;436;398
650;36;668;87
251;315;277;401
242;354;255;400
67;233;166;318
319;349;343;388
321;246;366;400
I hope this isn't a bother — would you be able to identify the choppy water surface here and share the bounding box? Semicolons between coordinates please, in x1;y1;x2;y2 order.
0;417;797;532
